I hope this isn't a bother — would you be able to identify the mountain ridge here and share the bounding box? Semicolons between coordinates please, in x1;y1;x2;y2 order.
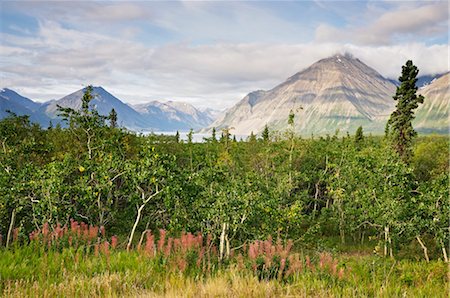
1;87;215;131
208;54;398;135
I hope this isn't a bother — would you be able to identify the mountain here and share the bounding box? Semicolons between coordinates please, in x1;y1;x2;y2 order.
40;86;215;131
133;101;215;131
0;88;51;126
209;54;397;136
40;86;148;130
416;73;446;88
415;73;449;134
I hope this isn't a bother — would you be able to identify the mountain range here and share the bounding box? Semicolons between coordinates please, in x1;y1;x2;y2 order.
1;54;448;135
0;87;216;131
208;54;448;136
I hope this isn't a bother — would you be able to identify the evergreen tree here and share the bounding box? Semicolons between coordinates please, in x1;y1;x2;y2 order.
175;130;180;143
355;126;364;143
109;108;118;128
249;131;256;143
212;127;217;142
262;124;270;142
288;109;295;127
187;129;194;144
388;60;424;162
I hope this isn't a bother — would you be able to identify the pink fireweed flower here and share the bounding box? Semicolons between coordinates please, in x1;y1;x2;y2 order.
102;241;110;257
177;257;187;272
111;236;118;249
146;232;155;256
94;243;99;257
42;222;49;239
13;227;19;242
338;268;345;280
165;237;173;257
158;229;166;252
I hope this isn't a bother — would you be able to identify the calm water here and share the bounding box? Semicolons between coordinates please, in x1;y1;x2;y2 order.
139;131;248;143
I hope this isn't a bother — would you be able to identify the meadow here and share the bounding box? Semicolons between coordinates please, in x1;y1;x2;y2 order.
0;89;448;297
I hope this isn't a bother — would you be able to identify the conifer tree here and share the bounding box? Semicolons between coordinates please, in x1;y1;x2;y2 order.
262;124;270;142
387;60;424;162
212;127;217;142
355;126;364;143
109;108;117;128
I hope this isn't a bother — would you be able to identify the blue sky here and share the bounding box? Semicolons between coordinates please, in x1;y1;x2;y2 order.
0;0;448;109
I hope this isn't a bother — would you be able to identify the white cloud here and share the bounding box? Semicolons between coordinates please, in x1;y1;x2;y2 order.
315;2;448;45
1;2;448;110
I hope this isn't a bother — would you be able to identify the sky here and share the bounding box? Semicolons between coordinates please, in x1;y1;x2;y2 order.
0;0;448;110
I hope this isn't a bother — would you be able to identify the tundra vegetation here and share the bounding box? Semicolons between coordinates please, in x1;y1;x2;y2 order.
0;63;449;297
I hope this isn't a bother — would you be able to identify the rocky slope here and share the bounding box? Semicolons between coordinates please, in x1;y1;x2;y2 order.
209;54;399;136
133;101;214;131
0;88;50;126
415;73;449;134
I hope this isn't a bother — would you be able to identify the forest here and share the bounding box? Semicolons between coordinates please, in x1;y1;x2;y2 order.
0;69;449;296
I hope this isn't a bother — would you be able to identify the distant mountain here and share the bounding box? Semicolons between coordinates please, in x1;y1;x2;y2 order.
39;86;215;131
40;86;148;130
0;88;51;126
416;73;446;88
208;54;398;136
133;101;215;131
415;73;449;134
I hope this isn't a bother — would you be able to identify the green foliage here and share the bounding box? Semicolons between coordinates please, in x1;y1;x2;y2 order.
0;90;448;264
354;126;363;143
262;124;270;142
388;60;424;162
109;108;118;128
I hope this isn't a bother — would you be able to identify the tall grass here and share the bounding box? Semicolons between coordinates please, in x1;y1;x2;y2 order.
1;221;448;297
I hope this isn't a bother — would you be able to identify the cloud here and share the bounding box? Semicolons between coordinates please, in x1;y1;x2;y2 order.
1;1;448;110
1;23;448;109
315;2;448;45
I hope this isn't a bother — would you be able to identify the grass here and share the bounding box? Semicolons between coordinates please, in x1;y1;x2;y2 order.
0;246;448;297
1;221;448;297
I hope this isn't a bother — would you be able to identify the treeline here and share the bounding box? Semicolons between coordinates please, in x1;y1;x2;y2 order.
0;94;448;262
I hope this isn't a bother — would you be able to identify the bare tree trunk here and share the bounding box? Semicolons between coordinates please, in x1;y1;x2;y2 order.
127;202;144;251
219;223;226;261
384;226;388;257
440;240;448;262
416;236;429;262
127;189;162;251
338;199;345;245
225;232;230;259
313;183;319;213
388;235;393;259
6;208;16;248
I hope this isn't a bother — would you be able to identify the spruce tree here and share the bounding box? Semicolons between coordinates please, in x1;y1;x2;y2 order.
355;126;364;143
388;60;424;162
109;108;117;128
211;127;217;142
262;124;270;142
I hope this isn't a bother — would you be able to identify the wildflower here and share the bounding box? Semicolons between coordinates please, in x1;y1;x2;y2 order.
94;243;99;257
111;236;118;249
102;241;110;257
145;232;155;256
338;268;345;280
177;257;187;272
158;229;166;252
42;222;49;240
13;227;19;242
165;237;173;257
